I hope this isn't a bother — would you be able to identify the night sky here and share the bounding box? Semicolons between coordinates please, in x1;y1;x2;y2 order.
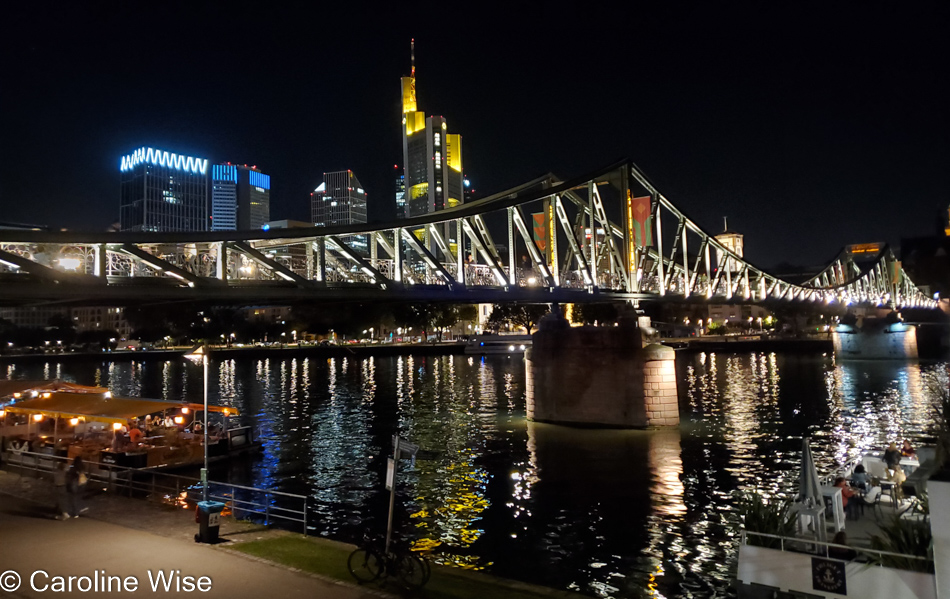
2;5;948;269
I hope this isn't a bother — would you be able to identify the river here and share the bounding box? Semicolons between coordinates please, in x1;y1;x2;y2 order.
4;351;947;598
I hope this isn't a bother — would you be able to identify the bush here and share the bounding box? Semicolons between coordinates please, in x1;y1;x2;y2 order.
734;491;796;548
868;516;933;572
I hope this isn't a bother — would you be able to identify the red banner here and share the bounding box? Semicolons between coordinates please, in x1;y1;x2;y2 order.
630;196;652;247
532;213;547;252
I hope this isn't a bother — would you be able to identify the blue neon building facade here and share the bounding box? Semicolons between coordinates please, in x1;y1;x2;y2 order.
120;147;209;232
211;163;271;231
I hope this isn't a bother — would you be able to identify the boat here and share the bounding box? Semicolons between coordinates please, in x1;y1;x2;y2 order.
736;440;940;598
463;334;532;355
0;381;260;471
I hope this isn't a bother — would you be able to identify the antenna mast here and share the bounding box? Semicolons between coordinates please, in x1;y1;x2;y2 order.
410;39;415;78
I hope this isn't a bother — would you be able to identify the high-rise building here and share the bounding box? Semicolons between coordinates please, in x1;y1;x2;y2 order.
394;165;407;219
210;164;271;231
311;170;367;227
400;41;464;219
119;147;209;232
311;170;368;253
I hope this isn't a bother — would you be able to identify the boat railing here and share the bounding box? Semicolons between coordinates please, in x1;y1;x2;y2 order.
2;449;308;532
740;530;933;570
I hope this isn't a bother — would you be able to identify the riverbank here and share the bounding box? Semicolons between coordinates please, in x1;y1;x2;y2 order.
672;336;833;354
0;468;584;599
0;341;467;363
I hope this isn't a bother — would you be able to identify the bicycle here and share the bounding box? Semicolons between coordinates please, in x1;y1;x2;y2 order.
347;533;431;590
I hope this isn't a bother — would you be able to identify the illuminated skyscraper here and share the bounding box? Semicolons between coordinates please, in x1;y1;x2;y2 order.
311;170;368;252
119;147;209;232
394;165;407;219
400;40;464;219
211;164;271;231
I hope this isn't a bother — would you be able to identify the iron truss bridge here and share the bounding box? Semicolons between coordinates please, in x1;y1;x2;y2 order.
0;161;937;308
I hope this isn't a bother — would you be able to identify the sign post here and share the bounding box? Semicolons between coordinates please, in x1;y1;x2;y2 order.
384;435;419;554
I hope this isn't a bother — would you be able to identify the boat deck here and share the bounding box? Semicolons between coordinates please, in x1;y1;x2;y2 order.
844;491;927;547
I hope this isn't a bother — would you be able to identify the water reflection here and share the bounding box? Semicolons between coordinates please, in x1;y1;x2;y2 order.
3;352;948;598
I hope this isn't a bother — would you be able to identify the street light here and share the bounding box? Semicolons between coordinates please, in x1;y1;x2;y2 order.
185;344;210;502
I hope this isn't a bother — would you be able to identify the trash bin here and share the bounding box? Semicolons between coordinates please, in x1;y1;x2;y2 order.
195;501;226;544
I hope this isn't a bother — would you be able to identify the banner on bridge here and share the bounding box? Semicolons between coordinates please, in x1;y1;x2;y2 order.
629;195;652;247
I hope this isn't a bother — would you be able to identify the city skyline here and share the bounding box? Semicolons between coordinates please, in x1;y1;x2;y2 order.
2;6;948;268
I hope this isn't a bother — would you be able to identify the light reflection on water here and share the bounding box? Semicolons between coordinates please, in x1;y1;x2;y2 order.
4;352;948;598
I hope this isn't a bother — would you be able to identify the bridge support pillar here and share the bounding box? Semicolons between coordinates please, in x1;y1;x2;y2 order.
525;311;678;428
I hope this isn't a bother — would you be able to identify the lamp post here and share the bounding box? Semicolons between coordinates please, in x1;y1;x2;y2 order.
185;345;209;502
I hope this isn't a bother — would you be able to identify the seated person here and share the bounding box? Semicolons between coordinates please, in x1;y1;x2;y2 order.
883;442;901;469
829;531;857;561
885;466;906;501
834;477;858;519
850;464;869;491
901;439;916;458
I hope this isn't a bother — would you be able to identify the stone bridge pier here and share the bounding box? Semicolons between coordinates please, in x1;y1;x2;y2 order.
525;311;679;428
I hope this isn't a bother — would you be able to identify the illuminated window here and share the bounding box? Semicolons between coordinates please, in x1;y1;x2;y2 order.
434;133;441;147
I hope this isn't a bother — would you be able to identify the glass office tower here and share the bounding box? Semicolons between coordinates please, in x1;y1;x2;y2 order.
119;147;209;232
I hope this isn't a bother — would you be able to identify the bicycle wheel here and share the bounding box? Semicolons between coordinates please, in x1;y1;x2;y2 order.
416;554;432;585
394;552;429;589
347;547;383;583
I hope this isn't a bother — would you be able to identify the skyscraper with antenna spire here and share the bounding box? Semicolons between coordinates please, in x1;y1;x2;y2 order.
398;39;464;221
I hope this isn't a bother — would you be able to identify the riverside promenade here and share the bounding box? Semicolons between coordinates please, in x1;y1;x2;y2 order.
0;470;380;599
0;468;578;599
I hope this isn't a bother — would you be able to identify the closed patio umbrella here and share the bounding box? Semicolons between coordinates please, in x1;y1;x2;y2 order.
799;437;824;508
795;436;827;541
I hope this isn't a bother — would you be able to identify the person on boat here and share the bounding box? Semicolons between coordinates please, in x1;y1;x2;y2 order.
850;464;869;491
829;531;857;561
192;420;203;435
65;456;87;518
833;477;857;519
885;465;906;502
128;424;144;446
901;439;916;458
111;428;127;452
883;442;901;469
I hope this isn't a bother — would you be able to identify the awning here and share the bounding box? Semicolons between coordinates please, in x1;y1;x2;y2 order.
0;380;109;399
3;392;237;424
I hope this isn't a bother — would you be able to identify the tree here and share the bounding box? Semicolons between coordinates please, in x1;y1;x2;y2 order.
486;304;549;333
573;303;620;325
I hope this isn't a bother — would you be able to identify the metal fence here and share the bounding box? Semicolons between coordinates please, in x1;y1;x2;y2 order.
740;530;934;571
2;450;307;532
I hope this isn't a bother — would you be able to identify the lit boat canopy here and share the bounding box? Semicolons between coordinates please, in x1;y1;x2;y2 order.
4;392;237;424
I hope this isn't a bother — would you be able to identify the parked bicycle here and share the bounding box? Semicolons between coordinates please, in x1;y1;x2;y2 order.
347;532;431;589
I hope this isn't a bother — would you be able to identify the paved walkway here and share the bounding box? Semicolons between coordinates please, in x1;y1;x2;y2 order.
0;471;383;599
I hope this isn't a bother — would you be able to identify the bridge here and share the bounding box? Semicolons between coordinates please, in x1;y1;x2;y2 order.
0;161;936;309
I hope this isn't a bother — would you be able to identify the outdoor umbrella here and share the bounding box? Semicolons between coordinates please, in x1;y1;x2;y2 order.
795;436;828;541
799;436;824;508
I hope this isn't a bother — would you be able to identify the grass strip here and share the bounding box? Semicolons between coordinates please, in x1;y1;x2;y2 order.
231;535;573;599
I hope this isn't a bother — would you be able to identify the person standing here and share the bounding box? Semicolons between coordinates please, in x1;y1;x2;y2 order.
52;461;69;520
883;442;901;470
65;456;88;518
